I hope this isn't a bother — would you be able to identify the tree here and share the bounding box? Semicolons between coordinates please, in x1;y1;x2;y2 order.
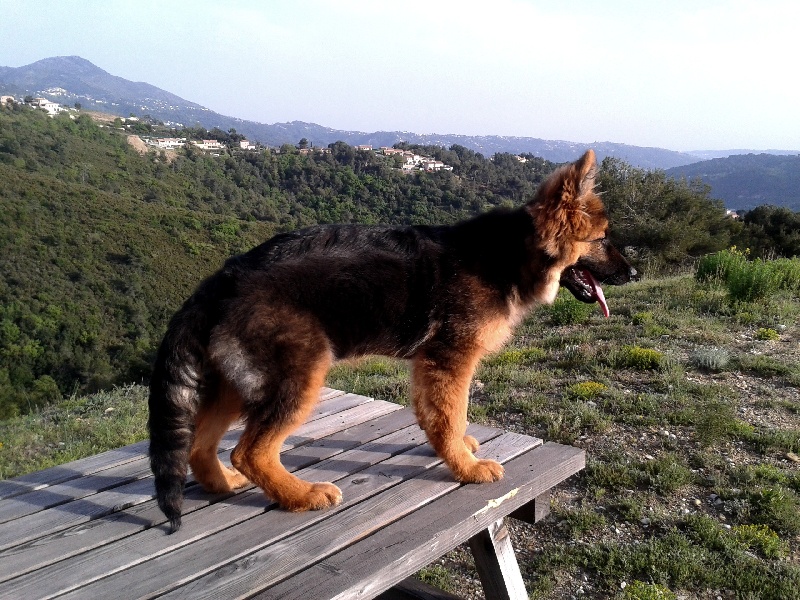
598;158;738;270
298;138;309;150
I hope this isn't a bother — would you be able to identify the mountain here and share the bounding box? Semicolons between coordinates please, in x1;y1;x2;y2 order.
1;56;700;170
666;153;800;211
686;149;800;160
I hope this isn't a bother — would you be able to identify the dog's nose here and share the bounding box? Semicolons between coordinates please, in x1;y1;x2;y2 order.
629;266;640;281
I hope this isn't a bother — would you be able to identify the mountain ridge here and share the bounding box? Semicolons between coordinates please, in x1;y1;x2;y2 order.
0;56;706;169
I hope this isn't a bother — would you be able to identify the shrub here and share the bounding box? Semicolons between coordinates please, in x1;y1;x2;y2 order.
732;524;787;559
755;327;779;341
690;347;731;371
550;295;595;325
566;381;608;400
619;346;664;371
726;259;783;302
641;454;693;493
695;248;746;283
696;250;800;303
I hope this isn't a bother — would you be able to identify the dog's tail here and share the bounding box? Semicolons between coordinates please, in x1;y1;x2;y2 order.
148;278;221;533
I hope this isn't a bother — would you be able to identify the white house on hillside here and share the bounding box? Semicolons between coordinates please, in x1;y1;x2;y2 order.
29;97;64;116
193;139;224;151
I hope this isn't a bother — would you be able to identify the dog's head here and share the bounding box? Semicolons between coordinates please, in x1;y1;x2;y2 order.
526;149;638;317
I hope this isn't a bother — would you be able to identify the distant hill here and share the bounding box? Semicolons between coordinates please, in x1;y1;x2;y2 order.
1;55;701;170
666;154;800;211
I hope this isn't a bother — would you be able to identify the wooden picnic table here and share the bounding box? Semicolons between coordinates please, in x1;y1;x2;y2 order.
0;389;584;600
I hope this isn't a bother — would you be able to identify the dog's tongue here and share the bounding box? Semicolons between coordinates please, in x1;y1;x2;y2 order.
583;269;610;318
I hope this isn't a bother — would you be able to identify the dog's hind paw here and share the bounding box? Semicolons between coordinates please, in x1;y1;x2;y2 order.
463;435;480;454
459;458;505;483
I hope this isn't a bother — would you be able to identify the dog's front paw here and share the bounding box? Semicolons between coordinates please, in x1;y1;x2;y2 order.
285;482;343;512
459;458;504;483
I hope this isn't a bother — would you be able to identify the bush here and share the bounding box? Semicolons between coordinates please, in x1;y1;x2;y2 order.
619;346;664;371
690;347;731;371
726;259;783;302
566;381;608;400
696;248;746;283
696;250;800;303
732;524;787;559
755;327;780;341
550;295;595;325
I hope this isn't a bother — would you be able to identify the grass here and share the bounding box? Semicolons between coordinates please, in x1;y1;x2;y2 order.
2;267;799;598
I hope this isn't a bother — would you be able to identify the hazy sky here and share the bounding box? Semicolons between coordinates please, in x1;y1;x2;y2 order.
1;0;798;152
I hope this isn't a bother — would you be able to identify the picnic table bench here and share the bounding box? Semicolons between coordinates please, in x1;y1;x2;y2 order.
0;389;584;600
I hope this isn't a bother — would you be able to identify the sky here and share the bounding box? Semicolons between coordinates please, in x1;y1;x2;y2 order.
1;0;798;152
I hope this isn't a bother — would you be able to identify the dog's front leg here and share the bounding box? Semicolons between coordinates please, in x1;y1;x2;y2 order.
411;352;504;483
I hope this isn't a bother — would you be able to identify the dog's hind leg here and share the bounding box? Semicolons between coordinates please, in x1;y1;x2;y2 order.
189;380;249;493
411;351;504;483
230;343;341;512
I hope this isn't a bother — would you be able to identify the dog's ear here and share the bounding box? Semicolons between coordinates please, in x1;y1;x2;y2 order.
526;149;606;255
574;148;597;198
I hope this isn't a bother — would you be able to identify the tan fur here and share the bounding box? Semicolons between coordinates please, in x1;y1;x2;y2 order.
189;382;247;493
229;349;341;510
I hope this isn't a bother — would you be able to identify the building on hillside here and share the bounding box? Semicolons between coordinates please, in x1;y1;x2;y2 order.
355;145;373;151
28;97;65;116
380;147;405;156
149;137;186;149
239;139;257;150
421;160;453;172
0;95;16;106
193;139;224;151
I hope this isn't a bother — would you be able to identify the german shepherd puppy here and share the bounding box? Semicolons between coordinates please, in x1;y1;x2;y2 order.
149;149;637;532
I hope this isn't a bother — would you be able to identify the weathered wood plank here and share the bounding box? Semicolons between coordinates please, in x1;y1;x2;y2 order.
256;442;584;600
0;389;347;503
154;432;535;600
0;442;150;502
468;519;527;600
0;399;397;553
53;426;510;600
0;388;351;510
0;408;428;599
0;406;413;586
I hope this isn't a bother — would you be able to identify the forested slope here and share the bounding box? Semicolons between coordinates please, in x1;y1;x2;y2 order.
0;105;765;415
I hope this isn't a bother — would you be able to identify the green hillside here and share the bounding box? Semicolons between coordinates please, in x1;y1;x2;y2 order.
0;104;749;415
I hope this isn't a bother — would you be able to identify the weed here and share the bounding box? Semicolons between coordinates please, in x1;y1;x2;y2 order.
417;564;456;594
641;454;694;494
736;354;793;378
546;400;610;443
556;503;607;536
695;400;745;447
484;346;546;367
622;580;677;600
